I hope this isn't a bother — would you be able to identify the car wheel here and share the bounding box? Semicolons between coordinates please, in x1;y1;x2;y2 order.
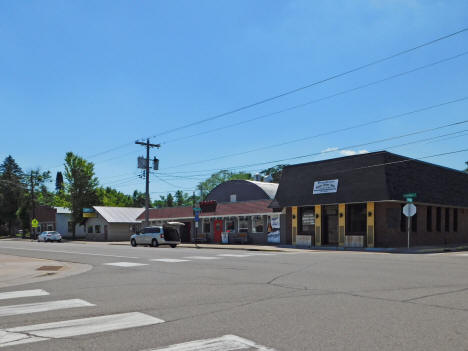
151;239;159;247
131;239;137;247
170;244;177;248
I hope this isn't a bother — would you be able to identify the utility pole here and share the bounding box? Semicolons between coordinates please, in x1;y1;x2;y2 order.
30;171;36;240
135;139;160;227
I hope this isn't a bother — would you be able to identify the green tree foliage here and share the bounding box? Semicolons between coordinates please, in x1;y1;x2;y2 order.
55;171;64;192
166;193;174;207
0;156;25;234
196;170;251;198
175;190;193;206
132;190;147;207
97;187;133;207
64;152;99;239
259;164;288;183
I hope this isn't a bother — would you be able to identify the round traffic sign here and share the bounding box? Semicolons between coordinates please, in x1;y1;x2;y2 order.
402;204;417;217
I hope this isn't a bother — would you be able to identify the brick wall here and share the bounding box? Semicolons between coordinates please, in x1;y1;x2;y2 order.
375;202;468;247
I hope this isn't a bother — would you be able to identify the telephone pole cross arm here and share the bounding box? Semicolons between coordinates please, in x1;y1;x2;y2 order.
135;139;161;226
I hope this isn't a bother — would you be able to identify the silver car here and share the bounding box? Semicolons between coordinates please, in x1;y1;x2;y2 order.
37;231;62;242
130;223;183;248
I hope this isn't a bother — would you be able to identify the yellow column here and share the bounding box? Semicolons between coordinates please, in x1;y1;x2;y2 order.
315;205;321;246
367;202;375;248
338;203;345;247
291;206;298;245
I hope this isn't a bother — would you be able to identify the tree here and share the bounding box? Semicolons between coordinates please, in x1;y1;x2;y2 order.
64;152;99;239
0;156;25;235
174;190;192;206
97;187;133;207
259;164;288;183
55;172;64;192
465;161;468;173
21;169;52;237
132;190;146;207
166;193;174;207
196;170;251;198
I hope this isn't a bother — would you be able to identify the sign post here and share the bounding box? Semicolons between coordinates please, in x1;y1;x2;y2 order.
402;193;417;249
193;206;201;244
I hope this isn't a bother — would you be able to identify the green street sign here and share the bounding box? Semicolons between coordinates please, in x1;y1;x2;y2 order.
403;193;417;199
31;219;39;228
193;207;201;212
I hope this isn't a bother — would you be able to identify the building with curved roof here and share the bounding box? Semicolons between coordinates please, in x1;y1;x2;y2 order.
205;180;278;203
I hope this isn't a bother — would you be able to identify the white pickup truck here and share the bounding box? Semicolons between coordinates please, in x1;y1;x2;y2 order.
130;222;183;248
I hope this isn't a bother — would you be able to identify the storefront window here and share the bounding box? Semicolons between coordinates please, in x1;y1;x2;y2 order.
346;203;367;235
225;217;235;232
87;226;93;234
203;219;210;233
68;221;73;233
252;216;264;233
238;216;249;233
95;225;101;234
299;207;315;234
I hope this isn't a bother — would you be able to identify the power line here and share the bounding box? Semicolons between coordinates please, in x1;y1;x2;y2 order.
164;96;468;169
161;51;468;145
141;27;468;140
164;119;468;174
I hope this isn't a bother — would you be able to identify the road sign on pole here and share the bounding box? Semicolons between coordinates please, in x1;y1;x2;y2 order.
31;219;39;228
402;203;417;217
402;203;416;249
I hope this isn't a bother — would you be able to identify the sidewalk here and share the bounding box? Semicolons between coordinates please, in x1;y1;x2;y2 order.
2;238;467;254
0;254;91;288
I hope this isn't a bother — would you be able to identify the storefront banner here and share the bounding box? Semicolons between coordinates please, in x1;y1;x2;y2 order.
221;232;229;244
271;215;280;229
267;230;280;243
313;179;339;194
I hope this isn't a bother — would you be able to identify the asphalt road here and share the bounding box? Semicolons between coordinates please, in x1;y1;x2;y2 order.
0;240;467;351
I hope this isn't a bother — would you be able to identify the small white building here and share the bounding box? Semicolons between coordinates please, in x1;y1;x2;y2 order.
55;207;86;239
84;206;144;241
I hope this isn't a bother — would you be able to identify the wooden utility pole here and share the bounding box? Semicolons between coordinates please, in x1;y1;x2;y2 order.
135;139;160;226
29;171;36;239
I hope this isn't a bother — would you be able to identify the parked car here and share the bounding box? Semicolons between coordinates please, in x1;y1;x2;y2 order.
38;231;62;242
130;222;183;248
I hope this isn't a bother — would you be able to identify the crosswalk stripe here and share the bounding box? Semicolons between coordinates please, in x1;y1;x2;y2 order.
145;334;276;351
104;262;148;267
184;256;220;260
0;312;164;347
151;259;190;263
0;289;49;301
0;299;94;317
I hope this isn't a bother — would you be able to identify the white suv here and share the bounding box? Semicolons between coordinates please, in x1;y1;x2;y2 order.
130;223;183;248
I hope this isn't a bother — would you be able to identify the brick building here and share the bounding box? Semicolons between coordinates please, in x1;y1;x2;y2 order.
272;151;468;248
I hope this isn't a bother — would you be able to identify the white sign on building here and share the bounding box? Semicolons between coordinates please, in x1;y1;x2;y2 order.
313;179;339;194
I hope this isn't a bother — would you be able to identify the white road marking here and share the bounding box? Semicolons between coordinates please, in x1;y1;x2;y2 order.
0;245;139;259
245;253;277;256
151;259;190;263
104;262;148;267
0;299;94;317
184;256;220;260
217;254;254;258
146;334;276;351
0;289;49;301
0;312;164;347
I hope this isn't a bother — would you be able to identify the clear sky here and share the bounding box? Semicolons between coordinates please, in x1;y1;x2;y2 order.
1;0;467;198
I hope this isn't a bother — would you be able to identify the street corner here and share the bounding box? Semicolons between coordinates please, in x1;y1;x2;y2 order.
0;254;92;289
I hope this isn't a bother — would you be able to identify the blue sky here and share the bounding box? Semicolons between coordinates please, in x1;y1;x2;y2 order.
1;0;467;198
